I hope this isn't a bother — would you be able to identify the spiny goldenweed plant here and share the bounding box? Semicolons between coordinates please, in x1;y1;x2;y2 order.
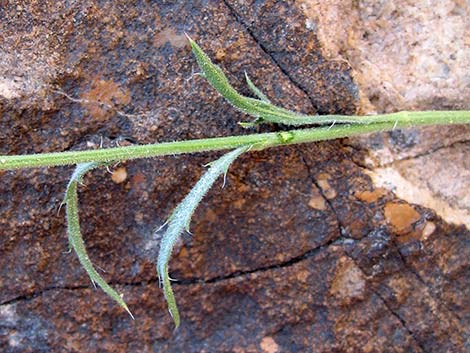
1;36;470;328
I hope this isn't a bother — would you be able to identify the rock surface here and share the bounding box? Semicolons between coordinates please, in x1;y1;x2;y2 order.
1;1;468;352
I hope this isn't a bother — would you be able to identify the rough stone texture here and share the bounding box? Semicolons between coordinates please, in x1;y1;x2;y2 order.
300;0;470;230
1;1;469;352
300;0;470;113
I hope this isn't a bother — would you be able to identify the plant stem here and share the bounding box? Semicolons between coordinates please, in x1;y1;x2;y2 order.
1;111;469;170
313;110;470;125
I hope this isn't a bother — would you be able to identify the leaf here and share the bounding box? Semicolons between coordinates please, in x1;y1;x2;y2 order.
187;35;361;126
156;146;249;327
65;162;134;319
244;72;271;103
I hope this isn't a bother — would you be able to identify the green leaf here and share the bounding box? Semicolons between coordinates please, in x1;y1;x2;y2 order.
244;72;271;103
187;35;363;126
156;146;249;327
65;162;134;319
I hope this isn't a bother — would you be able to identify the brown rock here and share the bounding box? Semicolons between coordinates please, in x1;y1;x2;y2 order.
1;1;468;352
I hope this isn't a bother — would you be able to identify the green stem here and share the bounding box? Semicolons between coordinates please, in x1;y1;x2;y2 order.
322;110;470;125
1;111;469;170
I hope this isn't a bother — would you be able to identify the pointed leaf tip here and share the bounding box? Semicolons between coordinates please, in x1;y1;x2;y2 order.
156;146;249;327
184;32;193;42
190;39;356;126
244;72;271;103
65;163;133;319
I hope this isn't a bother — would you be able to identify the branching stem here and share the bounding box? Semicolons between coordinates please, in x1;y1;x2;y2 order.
2;36;470;328
1;111;469;170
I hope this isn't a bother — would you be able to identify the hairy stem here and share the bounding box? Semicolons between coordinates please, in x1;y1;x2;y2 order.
187;36;470;127
1;113;469;170
65;162;133;318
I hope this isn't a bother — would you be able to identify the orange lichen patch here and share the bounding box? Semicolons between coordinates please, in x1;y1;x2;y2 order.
308;188;327;210
354;188;388;203
178;246;188;259
260;336;279;353
316;173;337;199
384;202;420;235
330;256;366;305
215;48;226;61
111;167;128;184
154;28;187;49
367;164;470;227
130;171;146;186
81;79;131;120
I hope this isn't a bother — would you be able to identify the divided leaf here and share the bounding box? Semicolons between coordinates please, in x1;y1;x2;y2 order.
156;146;249;328
65;162;133;319
187;36;362;126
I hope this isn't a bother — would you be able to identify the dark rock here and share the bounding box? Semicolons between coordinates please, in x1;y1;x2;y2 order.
1;1;468;352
